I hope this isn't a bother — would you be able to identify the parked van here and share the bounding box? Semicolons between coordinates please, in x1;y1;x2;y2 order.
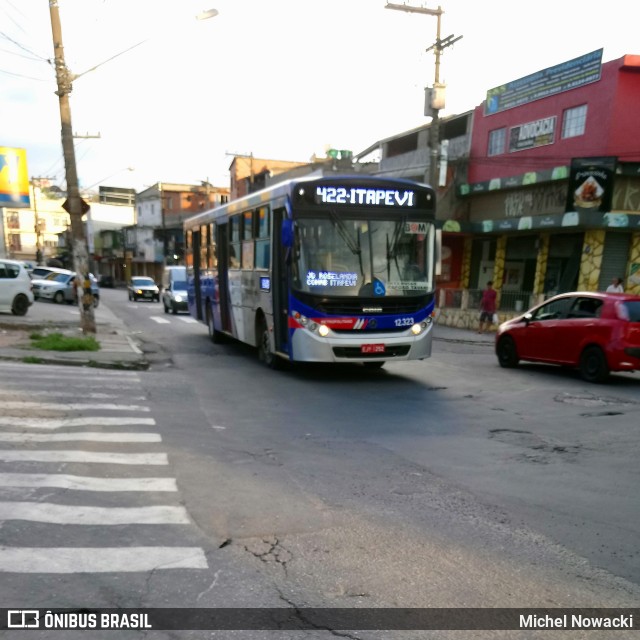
161;266;188;314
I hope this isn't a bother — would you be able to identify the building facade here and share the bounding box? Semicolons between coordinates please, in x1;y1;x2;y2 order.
228;156;307;200
355;51;640;329
129;182;230;282
0;185;70;264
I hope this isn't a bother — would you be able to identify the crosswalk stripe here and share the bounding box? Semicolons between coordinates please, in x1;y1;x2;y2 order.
179;317;198;323
1;401;149;412
0;417;156;430
0;432;161;443
0;390;146;400
0;474;177;492
0;377;140;388
0;450;168;465
150;317;171;324
0;502;189;525
0;547;208;573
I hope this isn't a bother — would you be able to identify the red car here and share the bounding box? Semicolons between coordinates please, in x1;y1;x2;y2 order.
495;291;640;383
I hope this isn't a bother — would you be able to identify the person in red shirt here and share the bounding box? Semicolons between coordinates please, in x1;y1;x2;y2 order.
478;280;497;334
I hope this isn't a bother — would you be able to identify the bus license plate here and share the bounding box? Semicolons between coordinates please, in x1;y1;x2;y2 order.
361;344;385;354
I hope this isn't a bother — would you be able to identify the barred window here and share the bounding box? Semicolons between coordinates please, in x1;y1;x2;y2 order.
562;104;587;139
488;128;506;156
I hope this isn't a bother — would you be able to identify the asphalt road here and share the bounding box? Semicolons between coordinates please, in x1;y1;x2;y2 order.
2;288;639;639
114;290;640;594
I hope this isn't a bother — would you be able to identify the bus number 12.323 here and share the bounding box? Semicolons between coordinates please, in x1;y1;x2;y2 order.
394;317;414;327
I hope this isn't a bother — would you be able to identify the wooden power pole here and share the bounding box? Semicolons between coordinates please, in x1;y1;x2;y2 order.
49;0;96;334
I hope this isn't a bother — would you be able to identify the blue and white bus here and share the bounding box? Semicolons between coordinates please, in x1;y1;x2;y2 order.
184;175;439;369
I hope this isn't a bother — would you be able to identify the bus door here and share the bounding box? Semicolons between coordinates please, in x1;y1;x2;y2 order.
273;207;289;353
216;223;231;332
193;230;203;320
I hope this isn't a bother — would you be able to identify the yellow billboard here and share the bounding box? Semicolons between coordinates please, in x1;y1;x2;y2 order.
0;146;30;208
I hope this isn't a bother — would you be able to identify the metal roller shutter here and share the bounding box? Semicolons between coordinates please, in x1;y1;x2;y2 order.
598;232;630;290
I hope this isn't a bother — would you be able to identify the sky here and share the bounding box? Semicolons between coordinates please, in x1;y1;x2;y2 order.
1;0;638;194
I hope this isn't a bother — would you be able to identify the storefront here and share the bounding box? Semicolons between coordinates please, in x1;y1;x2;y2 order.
436;163;640;329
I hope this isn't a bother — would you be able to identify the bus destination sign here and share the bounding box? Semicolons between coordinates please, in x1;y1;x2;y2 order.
315;186;416;208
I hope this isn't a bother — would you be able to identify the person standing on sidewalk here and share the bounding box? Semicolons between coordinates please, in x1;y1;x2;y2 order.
478;280;497;334
606;277;624;293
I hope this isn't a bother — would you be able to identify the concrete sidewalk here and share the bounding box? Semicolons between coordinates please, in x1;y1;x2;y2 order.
433;323;496;346
0;298;148;370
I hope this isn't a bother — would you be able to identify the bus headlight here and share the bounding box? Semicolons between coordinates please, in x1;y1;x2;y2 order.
294;312;329;337
411;322;427;336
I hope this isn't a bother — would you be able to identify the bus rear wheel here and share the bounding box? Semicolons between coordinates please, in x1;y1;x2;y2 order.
207;307;223;343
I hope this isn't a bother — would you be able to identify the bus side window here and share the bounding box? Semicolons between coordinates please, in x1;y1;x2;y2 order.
200;224;209;270
185;230;193;268
255;206;270;269
241;210;255;269
208;223;217;268
229;215;241;269
229;244;239;269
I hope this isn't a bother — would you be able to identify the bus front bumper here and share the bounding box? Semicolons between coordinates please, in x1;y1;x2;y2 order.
290;322;434;363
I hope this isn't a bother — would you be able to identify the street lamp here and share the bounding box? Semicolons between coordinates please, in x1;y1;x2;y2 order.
196;8;219;20
385;2;462;189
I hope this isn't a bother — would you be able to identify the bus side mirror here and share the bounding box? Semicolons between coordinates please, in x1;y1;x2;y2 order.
282;219;293;248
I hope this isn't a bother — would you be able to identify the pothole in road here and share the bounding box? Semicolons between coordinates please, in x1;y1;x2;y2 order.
489;428;581;463
580;410;625;418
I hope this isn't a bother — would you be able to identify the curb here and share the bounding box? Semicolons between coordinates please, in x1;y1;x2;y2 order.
434;336;494;346
0;351;149;371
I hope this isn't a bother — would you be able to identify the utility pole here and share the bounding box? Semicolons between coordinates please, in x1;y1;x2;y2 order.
159;181;168;268
49;0;96;334
386;3;462;189
30;179;43;265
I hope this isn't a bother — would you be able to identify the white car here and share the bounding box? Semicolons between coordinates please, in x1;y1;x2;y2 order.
0;258;35;316
32;269;100;306
30;266;64;280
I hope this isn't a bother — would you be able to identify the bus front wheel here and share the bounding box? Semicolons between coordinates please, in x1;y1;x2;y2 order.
257;316;280;369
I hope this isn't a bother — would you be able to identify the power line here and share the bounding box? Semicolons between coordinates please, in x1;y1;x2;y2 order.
0;45;43;61
0;0;27;34
0;29;48;61
0;66;48;81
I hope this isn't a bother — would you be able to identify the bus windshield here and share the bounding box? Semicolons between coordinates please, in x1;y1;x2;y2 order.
292;215;435;297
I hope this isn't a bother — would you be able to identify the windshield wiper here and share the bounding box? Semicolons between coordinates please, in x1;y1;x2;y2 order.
387;217;406;261
328;209;364;275
385;217;408;280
